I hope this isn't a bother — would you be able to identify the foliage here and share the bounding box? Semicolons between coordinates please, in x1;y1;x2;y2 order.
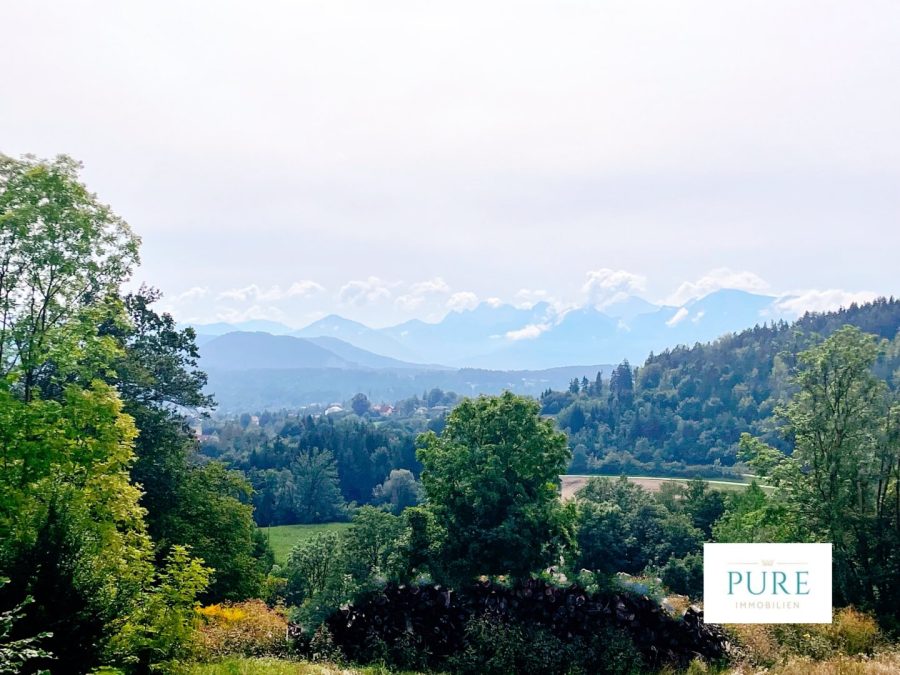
573;476;704;577
372;469;420;515
416;392;574;585
0;153;139;401
110;545;212;668
0;155;211;671
194;600;290;659
729;607;883;669
547;298;900;473
341;507;404;585
741;327;900;621
201;413;418;525
0;580;51;674
103;288;271;603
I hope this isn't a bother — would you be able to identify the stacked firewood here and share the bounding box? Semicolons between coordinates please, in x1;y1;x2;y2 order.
325;578;729;669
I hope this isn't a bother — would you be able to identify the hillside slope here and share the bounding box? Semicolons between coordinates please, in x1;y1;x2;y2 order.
547;297;900;476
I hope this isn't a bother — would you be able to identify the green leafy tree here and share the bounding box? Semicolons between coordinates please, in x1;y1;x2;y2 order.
0;579;52;674
0;154;139;401
100;288;270;602
741;326;900;618
0;154;208;671
574;477;703;576
342;506;404;584
372;468;420;514
416;392;574;585
291;449;347;523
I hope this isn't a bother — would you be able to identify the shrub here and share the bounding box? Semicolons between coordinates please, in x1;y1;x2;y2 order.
194;600;289;659
827;607;881;655
728;607;883;668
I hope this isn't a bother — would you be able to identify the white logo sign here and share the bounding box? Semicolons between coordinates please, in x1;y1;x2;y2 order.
703;543;832;623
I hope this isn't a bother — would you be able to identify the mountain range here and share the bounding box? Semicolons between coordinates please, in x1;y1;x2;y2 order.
187;289;806;410
191;289;788;371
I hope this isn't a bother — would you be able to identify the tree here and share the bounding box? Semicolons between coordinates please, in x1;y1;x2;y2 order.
0;155;207;670
416;392;574;585
740;326;900;619
0;154;139;402
291;449;347;523
574;477;703;576
372;469;421;514
101;287;269;602
342;506;404;583
350;393;371;416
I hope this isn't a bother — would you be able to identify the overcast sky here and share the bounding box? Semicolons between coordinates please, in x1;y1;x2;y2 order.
2;1;898;327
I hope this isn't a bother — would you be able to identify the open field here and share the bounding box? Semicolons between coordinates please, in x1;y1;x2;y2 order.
560;474;764;500
262;522;352;565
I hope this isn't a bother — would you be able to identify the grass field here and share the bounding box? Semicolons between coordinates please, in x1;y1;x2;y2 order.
560;474;768;500
262;522;352;565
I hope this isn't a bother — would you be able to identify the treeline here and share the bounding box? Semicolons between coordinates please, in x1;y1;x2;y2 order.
546;298;900;474
200;412;422;525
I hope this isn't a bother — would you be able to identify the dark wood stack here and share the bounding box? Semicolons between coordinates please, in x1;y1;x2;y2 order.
325;578;730;669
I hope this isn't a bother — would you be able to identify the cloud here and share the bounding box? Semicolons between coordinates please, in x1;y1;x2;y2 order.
446;291;479;311
582;269;647;309
214;304;288;323
665;268;770;306
339;276;393;306
666;306;689;327
484;297;503;308
506;322;552;341
775;289;880;316
514;288;555;309
395;276;451;311
169;286;209;303
218;280;324;302
409;277;451;295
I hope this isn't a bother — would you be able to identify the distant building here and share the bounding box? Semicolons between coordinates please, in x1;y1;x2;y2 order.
324;405;344;415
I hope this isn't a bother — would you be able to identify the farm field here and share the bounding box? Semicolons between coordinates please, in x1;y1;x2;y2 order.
560;474;761;500
262;522;352;565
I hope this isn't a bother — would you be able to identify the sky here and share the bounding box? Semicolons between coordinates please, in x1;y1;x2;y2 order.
2;1;898;328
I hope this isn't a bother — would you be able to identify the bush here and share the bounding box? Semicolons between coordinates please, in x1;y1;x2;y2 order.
729;607;883;668
827;607;881;656
194;600;290;659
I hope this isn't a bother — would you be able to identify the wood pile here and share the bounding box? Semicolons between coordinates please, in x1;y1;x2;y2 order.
325;578;730;669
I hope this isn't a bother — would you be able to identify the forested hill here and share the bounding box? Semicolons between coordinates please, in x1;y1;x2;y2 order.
546;297;900;477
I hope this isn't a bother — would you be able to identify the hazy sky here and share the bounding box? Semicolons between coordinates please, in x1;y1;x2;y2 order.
3;1;898;327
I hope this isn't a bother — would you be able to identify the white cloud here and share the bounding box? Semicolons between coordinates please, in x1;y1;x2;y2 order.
581;269;647;309
218;280;324;302
514;288;555;309
338;276;393;306
485;297;503;308
214;304;288;323
775;289;879;316
666;306;689;327
395;276;451;312
169;286;209;303
409;277;451;295
446;291;479;311
505;322;552;341
665;268;770;306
